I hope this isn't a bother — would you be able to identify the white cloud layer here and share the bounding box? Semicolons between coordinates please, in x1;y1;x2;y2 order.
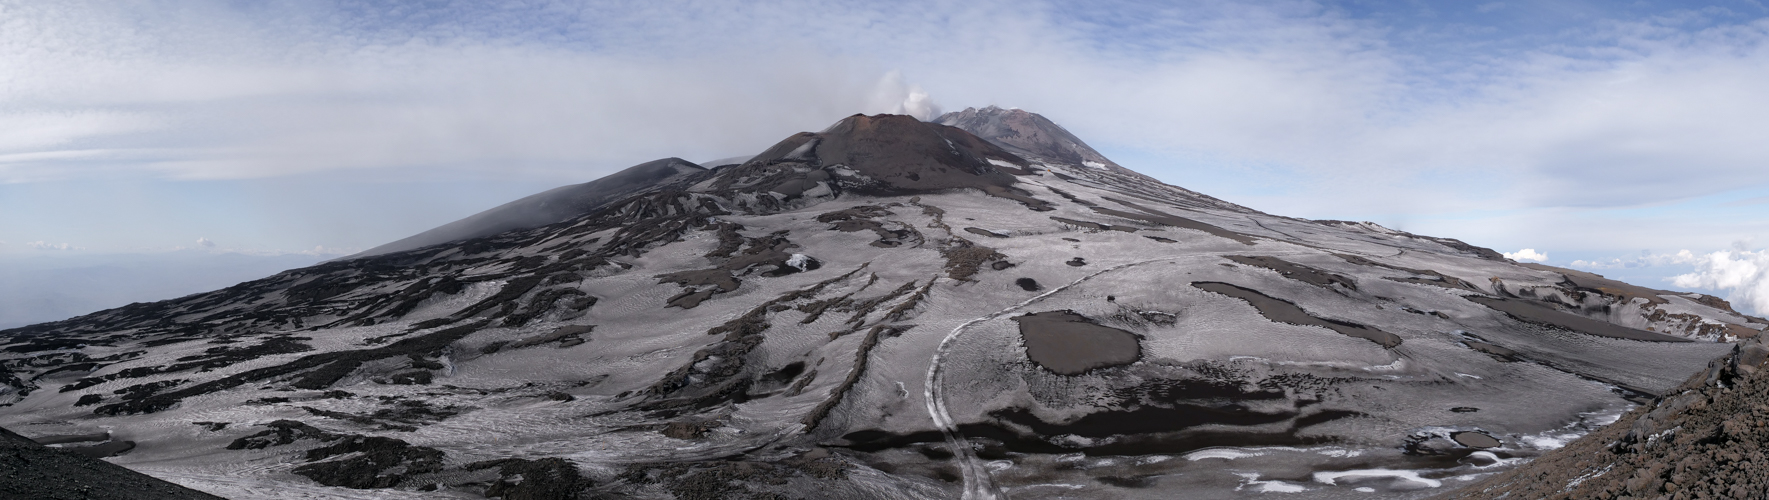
1504;248;1548;262
1566;245;1769;315
1674;249;1769;315
26;241;75;251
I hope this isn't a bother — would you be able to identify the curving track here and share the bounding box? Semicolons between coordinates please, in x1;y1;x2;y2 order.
923;250;1317;499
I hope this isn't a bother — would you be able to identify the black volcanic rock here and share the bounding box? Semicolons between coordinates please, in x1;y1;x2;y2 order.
1;425;222;500
739;113;1026;192
711;114;1058;210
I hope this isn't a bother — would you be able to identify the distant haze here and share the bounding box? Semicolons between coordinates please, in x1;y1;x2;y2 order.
0;252;324;329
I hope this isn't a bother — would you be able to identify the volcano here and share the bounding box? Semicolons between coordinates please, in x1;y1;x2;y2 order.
2;106;1761;499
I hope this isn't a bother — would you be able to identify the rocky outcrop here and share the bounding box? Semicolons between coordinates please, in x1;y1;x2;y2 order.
1449;336;1769;499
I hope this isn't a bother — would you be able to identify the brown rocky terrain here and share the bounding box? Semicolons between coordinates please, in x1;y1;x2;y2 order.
1448;335;1769;499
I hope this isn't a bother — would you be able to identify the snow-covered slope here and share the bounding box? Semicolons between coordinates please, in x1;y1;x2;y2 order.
2;110;1760;499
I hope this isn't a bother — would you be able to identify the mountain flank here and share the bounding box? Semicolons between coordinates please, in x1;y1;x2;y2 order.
1;106;1762;499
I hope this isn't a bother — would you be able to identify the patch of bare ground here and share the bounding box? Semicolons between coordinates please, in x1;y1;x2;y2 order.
1335;252;1482;291
1012;311;1141;375
1192;281;1401;348
1050;216;1137;232
940;237;1006;281
1225;255;1357;290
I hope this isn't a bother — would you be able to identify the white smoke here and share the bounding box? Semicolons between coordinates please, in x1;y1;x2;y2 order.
1673;249;1769;315
1503;248;1548;262
868;70;942;121
197;237;216;247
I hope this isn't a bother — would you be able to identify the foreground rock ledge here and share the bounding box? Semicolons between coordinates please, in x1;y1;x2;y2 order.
1448;336;1769;499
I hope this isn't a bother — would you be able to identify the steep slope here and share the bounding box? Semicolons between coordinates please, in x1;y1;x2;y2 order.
939;105;1249;214
1;111;1760;499
2;424;224;500
1447;335;1769;499
936;106;1124;172
351;157;706;258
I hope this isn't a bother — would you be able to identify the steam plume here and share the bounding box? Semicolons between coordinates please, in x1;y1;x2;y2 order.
869;71;942;121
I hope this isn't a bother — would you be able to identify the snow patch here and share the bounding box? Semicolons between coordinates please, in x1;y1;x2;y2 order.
785;139;819;160
1312;469;1442;488
1235;473;1309;493
801;182;832;199
1186;448;1263;461
1518;405;1631;450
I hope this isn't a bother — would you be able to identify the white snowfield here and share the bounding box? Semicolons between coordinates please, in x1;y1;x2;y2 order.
0;107;1755;499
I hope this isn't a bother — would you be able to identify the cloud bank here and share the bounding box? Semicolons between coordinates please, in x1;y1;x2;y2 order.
1674;249;1769;315
1563;245;1769;315
1504;248;1549;262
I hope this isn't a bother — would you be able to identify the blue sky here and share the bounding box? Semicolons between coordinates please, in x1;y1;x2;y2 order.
5;0;1769;312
